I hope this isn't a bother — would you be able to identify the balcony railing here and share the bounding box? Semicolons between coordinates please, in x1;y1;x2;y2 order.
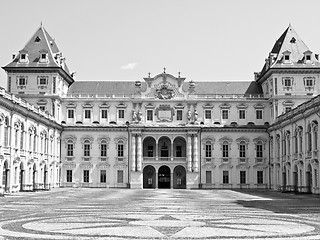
221;157;230;164
65;157;74;162
255;157;266;164
82;157;91;161
143;157;187;162
238;157;248;164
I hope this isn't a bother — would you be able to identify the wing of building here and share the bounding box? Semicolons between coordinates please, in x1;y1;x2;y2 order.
0;24;319;194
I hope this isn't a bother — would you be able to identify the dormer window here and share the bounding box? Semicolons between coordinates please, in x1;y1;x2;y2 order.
19;50;28;63
39;50;49;63
303;50;312;63
282;50;291;63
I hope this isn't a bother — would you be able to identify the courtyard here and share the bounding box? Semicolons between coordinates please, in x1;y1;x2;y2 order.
0;189;319;239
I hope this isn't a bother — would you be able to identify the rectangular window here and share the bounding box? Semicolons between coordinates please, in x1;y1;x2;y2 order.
67;144;73;156
83;170;89;183
66;170;72;182
53;77;56;94
101;144;107;156
18;77;26;86
205;110;212;120
84;109;91;119
223;171;229;184
68;109;74;119
222;110;228;119
205;144;212;158
285;107;291;112
176;110;183;121
239;110;245;119
239;144;246;158
100;170;107;183
39;106;46;111
176;146;182;157
118;109;124;119
39;78;47;85
256;110;263;119
257;171;263;184
84;144;90;156
147;110;153;121
240;171;246;184
118;144;124;157
305;79;314;86
284;55;290;61
256;144;263;158
117;170;124;183
222;144;229;158
101;109;108;119
206;171;212;184
284;78;291;86
147;146;153;157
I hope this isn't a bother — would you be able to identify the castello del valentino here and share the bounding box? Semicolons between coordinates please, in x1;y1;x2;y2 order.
0;24;319;194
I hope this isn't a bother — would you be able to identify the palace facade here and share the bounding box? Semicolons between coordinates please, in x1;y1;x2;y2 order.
0;24;319;194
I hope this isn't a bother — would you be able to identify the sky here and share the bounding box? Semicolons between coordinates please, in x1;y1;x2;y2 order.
1;0;320;89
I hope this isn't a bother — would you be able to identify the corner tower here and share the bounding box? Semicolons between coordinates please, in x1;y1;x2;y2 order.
2;24;74;122
255;24;320;120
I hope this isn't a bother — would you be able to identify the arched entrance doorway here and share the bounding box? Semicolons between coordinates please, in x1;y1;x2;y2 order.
19;162;24;191
173;165;186;189
158;165;171;188
2;161;9;192
282;166;287;191
306;164;312;193
143;165;156;188
43;164;48;190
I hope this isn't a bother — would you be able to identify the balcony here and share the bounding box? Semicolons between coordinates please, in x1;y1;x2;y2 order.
221;157;230;164
65;157;75;162
238;157;248;164
143;157;187;162
82;157;91;162
255;157;266;164
100;157;109;162
204;157;214;163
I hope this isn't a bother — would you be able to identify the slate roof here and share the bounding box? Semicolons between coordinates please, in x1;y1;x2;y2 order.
258;24;320;79
3;25;71;75
68;80;262;96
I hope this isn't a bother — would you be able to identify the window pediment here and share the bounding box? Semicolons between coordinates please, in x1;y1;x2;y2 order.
203;103;214;109
236;103;248;109
219;103;231;109
219;136;232;143
145;103;155;109
236;137;249;144
116;103;127;108
66;103;77;108
99;103;110;108
282;100;294;106
82;103;93;108
174;103;185;109
254;103;265;109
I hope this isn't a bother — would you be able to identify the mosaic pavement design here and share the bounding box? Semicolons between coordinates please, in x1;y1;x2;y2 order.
0;189;320;239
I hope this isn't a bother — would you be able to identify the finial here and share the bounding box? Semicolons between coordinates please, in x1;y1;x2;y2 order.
163;67;166;73
178;71;181;78
40;21;43;28
148;72;151;78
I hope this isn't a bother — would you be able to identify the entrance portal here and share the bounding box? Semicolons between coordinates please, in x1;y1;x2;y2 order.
158;166;170;189
173;165;186;189
143;165;156;188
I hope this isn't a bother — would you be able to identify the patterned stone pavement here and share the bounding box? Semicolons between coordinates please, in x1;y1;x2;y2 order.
0;188;320;239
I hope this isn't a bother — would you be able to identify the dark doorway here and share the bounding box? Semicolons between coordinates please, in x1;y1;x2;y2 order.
33;164;37;191
143;165;156;188
19;163;24;191
158;166;171;188
2;162;9;192
173;165;186;189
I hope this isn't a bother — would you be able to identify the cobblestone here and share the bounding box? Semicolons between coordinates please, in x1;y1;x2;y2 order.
0;189;319;239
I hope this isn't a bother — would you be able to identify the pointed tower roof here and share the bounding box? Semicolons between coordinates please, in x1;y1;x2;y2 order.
2;24;73;80
257;24;320;81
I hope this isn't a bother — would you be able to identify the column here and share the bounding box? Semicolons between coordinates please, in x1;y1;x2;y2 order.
131;135;136;171
171;141;174;161
187;134;192;172
137;134;142;172
193;134;198;172
155;169;158;188
155;142;158;161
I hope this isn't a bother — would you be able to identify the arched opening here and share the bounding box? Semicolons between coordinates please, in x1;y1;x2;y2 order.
19;162;24;191
306;164;312;193
143;137;156;160
158;165;171;189
293;165;298;192
44;164;48;190
33;163;37;191
173;165;186;189
2;161;9;192
173;137;186;160
158;137;171;161
143;165;156;189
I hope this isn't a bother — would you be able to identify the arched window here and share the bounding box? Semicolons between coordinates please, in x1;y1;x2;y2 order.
286;131;291;155
312;121;318;151
294;129;298;154
307;124;312;152
299;128;303;153
20;123;24;150
4;117;9;147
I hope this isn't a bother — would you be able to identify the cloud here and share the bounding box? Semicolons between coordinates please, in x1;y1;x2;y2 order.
121;62;138;70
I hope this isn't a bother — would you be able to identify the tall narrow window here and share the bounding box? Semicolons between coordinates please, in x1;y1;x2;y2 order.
20;125;24;150
176;146;182;157
176;110;183;121
147;110;153;121
240;171;246;184
239;142;246;158
84;109;91;119
222;110;228;119
256;142;263;158
4;118;9;147
239;110;245;119
84;140;90;156
256;110;263;119
257;171;263;184
100;170;107;183
206;171;212;184
307;125;312;152
68;109;74;119
67;140;74;156
118;141;124;158
117;170;124;183
101;109;108;119
118;109;124;119
223;171;229;184
205;143;212;158
222;141;229;158
83;170;89;182
101;140;107;156
205;110;212;120
66;170;72;182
